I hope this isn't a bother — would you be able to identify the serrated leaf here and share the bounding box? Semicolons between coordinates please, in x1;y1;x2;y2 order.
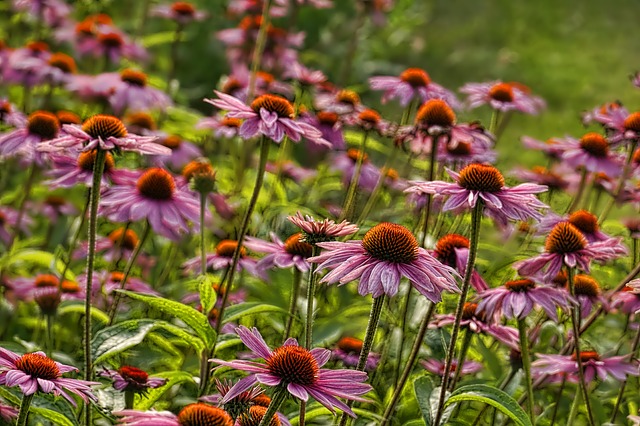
444;384;532;426
222;302;287;324
118;290;216;348
414;375;435;425
135;371;195;411
199;274;217;315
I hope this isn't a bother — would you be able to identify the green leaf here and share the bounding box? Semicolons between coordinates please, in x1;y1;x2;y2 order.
222;302;287;324
142;31;177;47
6;249;75;280
414;376;435;425
199;274;217;315
444;384;532;426
118;290;216;348
58;303;110;324
135;371;196;410
30;405;77;426
0;387;77;425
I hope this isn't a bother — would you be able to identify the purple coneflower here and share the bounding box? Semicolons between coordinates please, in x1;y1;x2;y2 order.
0;206;32;246
5;274;83;303
369;67;459;108
460;81;545;114
287;212;359;244
612;281;640;315
421;358;483;378
433;234;488;291
0;348;98;405
182;239;263;277
594;108;640;145
46;150;117;188
532;351;638;383
92;69;172;115
537;210;620;245
511;165;571;193
557;133;623;176
245;232;313;272
151;1;207;25
0;110;59;166
520;135;567;159
0;98;26;128
197;114;243;139
211;326;372;417
569;274;608;318
299;111;345;151
309;222;459;301
330;149;381;193
100;366;166;393
0;400;17;423
332;337;380;371
283;62;327;86
314;89;365;116
151;134;202;170
116;403;233;426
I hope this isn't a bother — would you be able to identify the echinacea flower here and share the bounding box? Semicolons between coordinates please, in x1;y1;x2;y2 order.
0;348;98;405
151;1;207;25
0;110;59;166
245;232;313;272
531;351;638;383
433;234;488;292
210;326;372;417
0;400;17;423
287;212;359;244
314;89;365;116
537;210;622;245
476;278;572;322
100;366;166;394
182;239;264;277
0;206;32;246
460;81;545;114
556;133;623;177
0;98;26;128
39;114;171;155
46;150;117;188
206;91;327;145
405;163;548;226
93;69;172;115
571;274;608;318
369;67;459;108
151;134;202;170
330;149;381;193
100;167;202;240
197;114;243;139
611;281;640;315
332;337;380;371
421;358;483;378
116;403;233;426
309;222;460;302
594;108;640;145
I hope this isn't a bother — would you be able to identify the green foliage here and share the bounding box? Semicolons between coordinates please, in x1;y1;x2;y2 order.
135;371;196;411
444;384;533;426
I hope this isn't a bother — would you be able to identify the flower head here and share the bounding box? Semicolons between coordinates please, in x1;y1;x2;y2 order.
245;232;313;272
421;358;483;378
532;351;638;383
116;403;233;425
460;81;545;114
369;67;459;107
287;212;358;245
332;337;380;371
100;366;166;394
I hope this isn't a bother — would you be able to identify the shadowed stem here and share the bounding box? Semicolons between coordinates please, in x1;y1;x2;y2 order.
449;328;473;391
83;149;106;426
200;192;207;276
44;314;54;356
549;376;566;426
166;23;185;94
610;322;640;423
16;393;33;426
393;286;412;387
567;268;595;426
340;131;369;222
380;301;436;426
8;165;37;251
337;295;385;426
517;317;535;421
357;146;398;226
257;387;287;426
567;169;588;213
284;268;303;342
599;140;638;224
247;0;273;101
305;246;320;349
107;221;151;325
419;136;440;247
432;201;483;426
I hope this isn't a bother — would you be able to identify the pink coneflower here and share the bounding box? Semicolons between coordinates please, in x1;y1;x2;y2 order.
433;234;487;291
331;149;381;193
40;52;77;85
94;30;147;64
101;271;159;298
0;206;32;246
594;108;640;145
100;366;166;393
436;135;496;166
332;337;380;371
46;150;118;188
347;108;393;135
582;101;627;127
0;98;26;128
287;212;359;244
151;1;207;25
570;274;608;318
0;348;98;405
100;167;201;240
421;358;483;378
460;81;545;114
537;210;622;244
39;114;171;155
4;41;51;88
283;62;327;86
220;66;293;101
309;222;459;301
265;161;316;183
0;400;17;423
245;232;313;272
531;351;638;383
0;110;59;166
211;326;372;417
38;195;78;223
92;69;172;115
116;403;233;426
405;164;548;226
197;114;243;139
299;111;345;151
556;133;623;177
206;91;327;145
74;227;150;266
12;0;71;27
515;222;627;281
369;67;459;108
430;302;520;350
612;280;640;315
315;89;365;116
152;134;202;170
511;165;571;193
5;274;83;303
521;135;568;159
476;278;571;322
182;239;263;277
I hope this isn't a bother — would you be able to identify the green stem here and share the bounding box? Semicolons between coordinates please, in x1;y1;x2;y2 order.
107;221;151;325
305;246;320;349
567;169;588;213
166;24;184;95
449;328;473;391
8;165;37;250
16;393;34;426
340;131;369;222
247;0;273;101
549;376;566;426
200;192;207;277
393;285;412;387
567;386;582;425
45;314;54;357
83;148;106;426
489;109;501;136
124;390;135;410
517;318;535;421
420;136;441;247
599;140;638;224
59;192;90;281
357;146;398;226
337;295;385;426
257;388;287;426
610;322;640;423
567;268;595;426
433;201;483;426
284;268;302;342
380;302;436;426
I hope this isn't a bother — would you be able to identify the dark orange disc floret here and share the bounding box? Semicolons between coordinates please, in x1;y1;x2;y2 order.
571;351;600;362
434;234;469;266
346;148;368;163
110;272;127;283
415;99;456;128
16;353;60;380
82;114;128;139
362;222;419;264
283;233;313;257
171;1;196;15
316;111;339;126
56;110;81;125
461;302;478;320
457;164;505;193
27;111;60;140
222;77;243;94
75;21;95;36
386;168;399;180
623;112;640;132
45;195;66;207
400;68;430;87
118;365;148;383
545;222;587;254
252;394;271;407
125;112;156;130
256;71;275;84
35;274;59;288
215;240;246;257
446;141;471;156
572;274;600;297
267;345;319;385
162;135;182;149
182;160;214;181
176;403;233;426
27;41;49;52
120;69;148;87
488;83;514;102
336;89;360;106
77;150;115;172
136;168;175;200
60;280;80;293
568;210;599;234
250;94;294;118
0;100;12;115
358;109;381;125
579;133;608;158
98;32;123;48
48;52;77;74
221;117;242;128
237;405;280;426
336;336;363;354
505;279;535;293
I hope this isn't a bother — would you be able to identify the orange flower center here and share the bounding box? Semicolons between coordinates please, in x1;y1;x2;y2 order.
446;141;471;156
336;90;360;106
386;168;399;180
27;111;60;140
60;280;80;293
110;272;127;283
98;32;124;47
221;117;242;128
215;240;245;257
256;71;275;84
125;112;156;130
182;160;214;181
222;77;243;94
56;110;81;125
35;274;59;288
120;69;148;87
283;233;313;257
415;99;456;127
171;1;196;15
505;279;535;292
162;135;182;149
358;109;381;125
346;148;368;163
572;274;600;297
118;365;149;383
251;394;271;407
176;403;233;426
16;353;60;380
336;336;363;354
571;351;600;362
579;133;608;158
238;406;280;426
250;94;294;118
45;195;66;207
0;100;12;115
77;150;115;172
457;163;505;193
623;112;640;132
545;222;587;254
362;222;419;264
82;114;128;139
461;302;478;320
488;83;514;102
434;234;469;266
315;112;338;128
400;68;430;87
48;52;77;74
568;210;598;234
136;168;175;200
27;41;49;52
267;345;319;385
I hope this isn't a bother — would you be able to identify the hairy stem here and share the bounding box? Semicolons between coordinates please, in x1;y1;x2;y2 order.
517;317;535;421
